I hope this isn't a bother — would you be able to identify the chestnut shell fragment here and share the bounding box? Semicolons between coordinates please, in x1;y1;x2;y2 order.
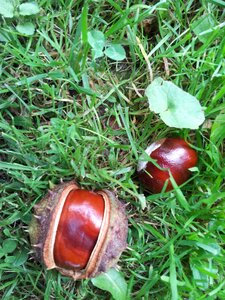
29;181;128;280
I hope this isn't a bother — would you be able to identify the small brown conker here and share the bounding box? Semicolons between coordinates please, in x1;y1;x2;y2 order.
137;137;198;193
29;181;128;280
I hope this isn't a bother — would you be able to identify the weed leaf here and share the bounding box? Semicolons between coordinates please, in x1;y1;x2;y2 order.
19;2;40;16
88;30;105;51
211;113;225;145
145;77;205;129
16;22;35;35
105;44;126;61
88;30;105;59
190;260;218;290
2;239;18;254
196;242;221;256
0;0;14;18
211;0;225;6
13;250;28;266
0;30;10;42
91;268;127;300
191;14;217;43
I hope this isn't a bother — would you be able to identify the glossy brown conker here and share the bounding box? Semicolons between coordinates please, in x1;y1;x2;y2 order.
29;181;128;280
137;137;198;193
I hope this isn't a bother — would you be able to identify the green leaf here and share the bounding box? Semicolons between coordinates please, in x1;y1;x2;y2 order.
190;260;218;290
13;116;33;129
0;29;10;42
0;249;5;258
92;49;104;59
104;44;126;61
13;250;28;266
88;30;105;59
2;239;18;254
191;14;217;43
145;77;205;129
211;113;225;146
5;255;16;263
19;2;40;16
196;242;221;256
91;268;128;300
88;30;105;52
210;0;225;7
0;0;14;18
16;22;35;35
191;262;209;289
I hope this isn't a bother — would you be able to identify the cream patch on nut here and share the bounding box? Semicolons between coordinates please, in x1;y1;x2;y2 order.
137;139;166;172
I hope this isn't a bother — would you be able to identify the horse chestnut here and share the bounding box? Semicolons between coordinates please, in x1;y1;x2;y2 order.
29;181;128;280
137;138;198;193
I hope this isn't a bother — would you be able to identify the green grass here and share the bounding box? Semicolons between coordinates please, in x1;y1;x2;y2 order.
1;0;225;299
